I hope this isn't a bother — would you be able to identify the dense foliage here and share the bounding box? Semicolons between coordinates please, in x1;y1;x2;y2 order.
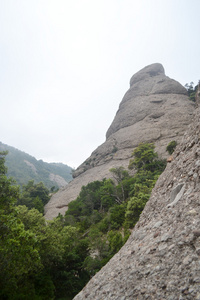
64;143;166;273
0;143;166;299
0;151;89;299
0;142;73;189
17;180;50;213
166;140;177;155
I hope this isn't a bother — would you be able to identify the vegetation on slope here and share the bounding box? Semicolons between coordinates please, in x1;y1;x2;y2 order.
0;142;73;189
185;81;199;102
0;143;166;299
17;180;50;214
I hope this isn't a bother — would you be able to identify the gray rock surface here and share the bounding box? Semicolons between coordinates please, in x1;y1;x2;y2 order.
73;106;200;300
49;173;68;188
44;63;194;220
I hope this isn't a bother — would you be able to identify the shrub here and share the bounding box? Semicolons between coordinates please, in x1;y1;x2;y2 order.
166;141;177;155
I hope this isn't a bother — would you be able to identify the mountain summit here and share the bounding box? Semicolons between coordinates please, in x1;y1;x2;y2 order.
44;63;194;219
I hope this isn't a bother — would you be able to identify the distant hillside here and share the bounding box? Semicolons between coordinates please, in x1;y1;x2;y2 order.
0;142;73;189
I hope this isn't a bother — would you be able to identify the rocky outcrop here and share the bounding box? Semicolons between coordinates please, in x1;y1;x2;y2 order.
24;160;37;174
44;63;194;220
73;106;200;300
49;173;68;188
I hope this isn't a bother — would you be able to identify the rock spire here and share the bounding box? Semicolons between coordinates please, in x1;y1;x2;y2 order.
44;63;194;220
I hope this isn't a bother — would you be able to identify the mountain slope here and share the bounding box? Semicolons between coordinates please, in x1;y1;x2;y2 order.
44;63;195;219
74;103;200;300
0;142;73;189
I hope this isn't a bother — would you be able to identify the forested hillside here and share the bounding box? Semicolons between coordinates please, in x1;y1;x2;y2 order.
0;142;168;299
0;142;73;189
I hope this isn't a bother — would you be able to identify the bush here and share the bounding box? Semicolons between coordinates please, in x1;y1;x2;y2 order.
109;203;126;230
128;143;158;171
166;140;177;155
185;82;198;102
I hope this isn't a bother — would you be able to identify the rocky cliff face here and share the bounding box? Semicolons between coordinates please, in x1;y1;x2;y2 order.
73;106;200;300
44;63;194;220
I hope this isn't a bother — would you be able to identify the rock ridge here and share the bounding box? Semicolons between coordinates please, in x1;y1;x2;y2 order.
44;63;194;220
73;106;200;300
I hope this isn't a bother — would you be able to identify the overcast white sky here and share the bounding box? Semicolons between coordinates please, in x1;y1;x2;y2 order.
0;0;200;168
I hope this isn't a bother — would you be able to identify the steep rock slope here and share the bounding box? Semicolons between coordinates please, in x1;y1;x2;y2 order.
44;63;194;219
74;106;200;300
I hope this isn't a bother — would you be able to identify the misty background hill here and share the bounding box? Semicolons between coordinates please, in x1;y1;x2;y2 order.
0;141;73;189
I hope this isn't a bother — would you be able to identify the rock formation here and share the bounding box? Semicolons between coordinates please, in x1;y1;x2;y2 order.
73;106;200;300
44;63;194;220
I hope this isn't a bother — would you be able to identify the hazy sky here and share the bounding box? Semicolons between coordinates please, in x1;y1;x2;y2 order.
1;0;200;168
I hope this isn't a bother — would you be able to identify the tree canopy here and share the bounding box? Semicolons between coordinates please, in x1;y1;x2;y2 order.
0;143;166;299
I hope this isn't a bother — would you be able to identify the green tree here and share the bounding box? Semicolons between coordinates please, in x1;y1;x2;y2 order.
109;203;126;230
18;180;50;213
185;82;197;102
99;179;116;209
129;143;166;174
65;180;106;230
49;224;90;299
107;230;123;255
0;152;42;299
166;140;177;155
109;167;131;203
17;206;90;300
129;143;158;171
124;143;166;228
83;256;102;276
125;192;149;228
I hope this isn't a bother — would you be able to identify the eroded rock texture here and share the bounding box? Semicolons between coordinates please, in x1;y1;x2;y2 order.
44;63;194;220
73;107;200;300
